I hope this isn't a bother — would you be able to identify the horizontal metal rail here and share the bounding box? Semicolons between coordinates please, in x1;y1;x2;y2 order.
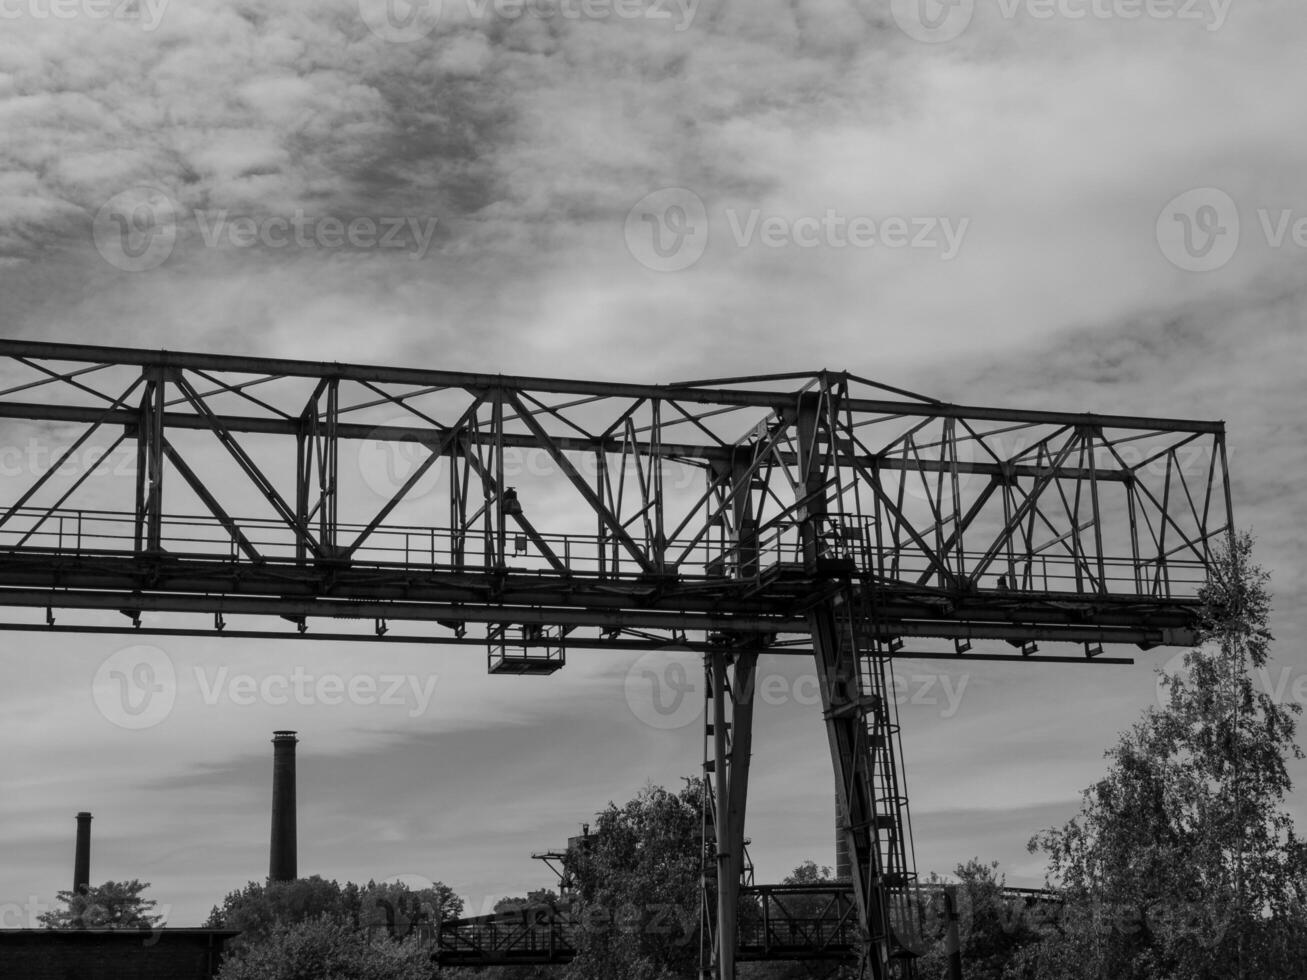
0;339;1224;433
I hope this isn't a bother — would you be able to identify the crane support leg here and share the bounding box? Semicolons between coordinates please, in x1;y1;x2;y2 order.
703;648;757;980
810;598;894;980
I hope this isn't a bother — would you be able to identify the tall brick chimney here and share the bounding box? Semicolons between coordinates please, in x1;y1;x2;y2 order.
74;812;92;895
269;731;298;882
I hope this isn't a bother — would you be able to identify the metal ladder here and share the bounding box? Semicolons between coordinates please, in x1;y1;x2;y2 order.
833;582;921;976
699;657;757;978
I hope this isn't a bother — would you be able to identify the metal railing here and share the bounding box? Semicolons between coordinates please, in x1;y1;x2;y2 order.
0;506;1212;600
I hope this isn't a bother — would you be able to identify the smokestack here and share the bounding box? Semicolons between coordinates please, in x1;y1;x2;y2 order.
74;812;92;895
269;731;298;882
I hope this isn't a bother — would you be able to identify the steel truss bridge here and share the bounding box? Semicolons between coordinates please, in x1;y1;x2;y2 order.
0;340;1232;979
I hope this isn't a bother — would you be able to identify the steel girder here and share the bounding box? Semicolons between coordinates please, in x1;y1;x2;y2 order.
0;340;1229;657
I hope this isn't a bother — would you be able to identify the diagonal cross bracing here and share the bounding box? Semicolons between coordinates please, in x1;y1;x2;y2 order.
0;339;1230;656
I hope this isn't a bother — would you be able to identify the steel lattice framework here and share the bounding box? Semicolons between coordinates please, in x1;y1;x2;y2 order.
0;340;1233;979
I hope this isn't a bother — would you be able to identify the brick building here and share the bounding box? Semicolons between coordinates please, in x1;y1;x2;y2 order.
0;928;238;979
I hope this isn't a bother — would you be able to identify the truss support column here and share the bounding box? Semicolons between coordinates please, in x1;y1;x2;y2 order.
711;653;735;980
319;378;339;556
796;387;893;979
135;367;167;553
295;429;308;563
944;885;963;980
702;645;757;980
809;599;892;980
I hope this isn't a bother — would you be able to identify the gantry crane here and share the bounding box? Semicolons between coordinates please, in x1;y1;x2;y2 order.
0;341;1232;979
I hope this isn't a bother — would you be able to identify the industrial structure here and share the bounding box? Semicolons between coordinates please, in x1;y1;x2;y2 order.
74;811;92;896
269;731;299;883
0;340;1234;978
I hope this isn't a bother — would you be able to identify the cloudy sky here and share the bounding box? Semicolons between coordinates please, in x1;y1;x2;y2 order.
1;0;1306;929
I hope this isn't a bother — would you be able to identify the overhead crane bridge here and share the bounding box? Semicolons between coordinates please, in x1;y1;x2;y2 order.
0;340;1233;979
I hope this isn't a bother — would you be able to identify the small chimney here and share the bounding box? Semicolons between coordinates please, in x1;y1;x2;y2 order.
269;731;298;882
74;812;92;895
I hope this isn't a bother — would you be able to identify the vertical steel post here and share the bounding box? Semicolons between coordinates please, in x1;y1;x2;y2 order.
796;388;895;980
319;379;339;556
944;885;963;980
712;653;734;980
135;369;166;552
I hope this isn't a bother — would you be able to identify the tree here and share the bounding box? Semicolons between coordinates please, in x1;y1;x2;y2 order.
1015;532;1307;980
562;780;704;980
783;860;834;885
205;875;462;951
907;860;1045;980
215;915;432;980
205;876;352;948
38;879;162;930
358;878;462;939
